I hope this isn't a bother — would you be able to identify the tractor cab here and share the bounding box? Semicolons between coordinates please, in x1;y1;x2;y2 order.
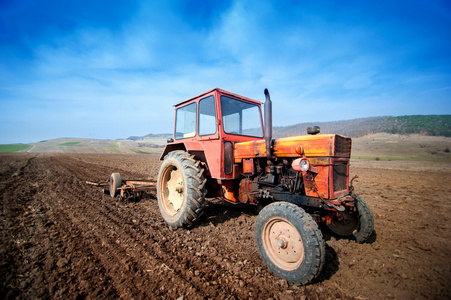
161;88;265;179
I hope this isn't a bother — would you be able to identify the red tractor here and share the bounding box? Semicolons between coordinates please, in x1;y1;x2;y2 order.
157;88;374;285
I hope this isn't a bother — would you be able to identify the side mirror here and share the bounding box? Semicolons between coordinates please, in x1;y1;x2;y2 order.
167;138;174;143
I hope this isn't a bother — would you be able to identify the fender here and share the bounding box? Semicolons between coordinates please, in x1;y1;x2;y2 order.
159;143;186;160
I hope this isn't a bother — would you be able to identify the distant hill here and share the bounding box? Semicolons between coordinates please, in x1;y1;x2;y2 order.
129;115;451;140
2;115;450;155
127;133;172;141
273;115;451;138
4;133;449;163
10;137;168;154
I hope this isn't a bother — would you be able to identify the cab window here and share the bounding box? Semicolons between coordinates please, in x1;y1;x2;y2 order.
175;102;197;139
198;96;216;136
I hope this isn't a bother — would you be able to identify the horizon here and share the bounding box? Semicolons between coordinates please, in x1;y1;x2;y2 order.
1;0;451;144
3;114;450;145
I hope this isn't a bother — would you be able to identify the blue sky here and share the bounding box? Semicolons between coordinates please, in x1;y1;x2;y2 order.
1;0;450;144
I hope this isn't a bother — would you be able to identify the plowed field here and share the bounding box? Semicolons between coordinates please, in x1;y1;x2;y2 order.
1;153;450;299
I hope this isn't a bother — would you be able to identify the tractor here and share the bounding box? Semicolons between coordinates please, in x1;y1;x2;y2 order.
156;88;374;285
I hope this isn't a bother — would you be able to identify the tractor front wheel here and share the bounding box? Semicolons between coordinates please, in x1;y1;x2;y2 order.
326;194;374;243
255;202;325;285
157;151;207;228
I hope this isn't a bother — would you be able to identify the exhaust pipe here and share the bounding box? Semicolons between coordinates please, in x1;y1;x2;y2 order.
264;88;273;160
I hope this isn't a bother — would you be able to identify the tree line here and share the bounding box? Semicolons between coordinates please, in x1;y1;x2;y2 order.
273;115;451;138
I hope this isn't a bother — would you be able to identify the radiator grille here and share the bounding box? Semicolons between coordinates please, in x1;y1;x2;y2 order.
333;164;347;192
334;136;351;157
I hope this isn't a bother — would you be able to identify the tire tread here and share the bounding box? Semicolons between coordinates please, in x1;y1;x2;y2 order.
157;151;207;228
255;202;325;285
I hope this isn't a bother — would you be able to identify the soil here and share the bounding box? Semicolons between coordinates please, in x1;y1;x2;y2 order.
1;153;450;299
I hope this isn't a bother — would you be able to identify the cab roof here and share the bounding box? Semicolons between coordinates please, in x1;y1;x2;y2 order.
174;88;263;108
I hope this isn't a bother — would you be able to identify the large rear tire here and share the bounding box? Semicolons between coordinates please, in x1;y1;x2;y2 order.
255;202;325;285
326;194;374;243
157;151;207;228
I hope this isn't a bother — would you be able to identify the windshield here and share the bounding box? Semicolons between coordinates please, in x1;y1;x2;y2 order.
220;96;263;138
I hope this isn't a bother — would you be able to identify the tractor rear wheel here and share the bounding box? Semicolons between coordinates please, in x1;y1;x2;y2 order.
157;151;207;228
255;202;325;285
109;173;121;198
326;194;374;243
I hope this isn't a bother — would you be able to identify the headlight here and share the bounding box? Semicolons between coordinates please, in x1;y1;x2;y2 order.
291;158;310;172
299;158;310;172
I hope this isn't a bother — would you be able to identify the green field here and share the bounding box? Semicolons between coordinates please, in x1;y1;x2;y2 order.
0;144;30;152
58;142;80;146
351;133;451;163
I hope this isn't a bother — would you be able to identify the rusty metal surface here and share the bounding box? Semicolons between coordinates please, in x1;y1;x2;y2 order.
221;183;237;203
234;134;352;162
233;134;351;201
242;158;255;175
238;178;258;204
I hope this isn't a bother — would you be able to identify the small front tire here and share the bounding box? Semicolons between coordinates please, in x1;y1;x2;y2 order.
255;202;325;285
326;194;375;243
352;195;375;243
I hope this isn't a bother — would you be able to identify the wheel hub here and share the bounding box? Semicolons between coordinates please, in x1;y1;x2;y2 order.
327;211;359;236
277;237;288;249
263;217;305;271
166;168;184;212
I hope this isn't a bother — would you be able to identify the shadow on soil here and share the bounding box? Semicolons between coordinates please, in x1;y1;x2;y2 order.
314;228;378;283
198;200;259;227
314;244;340;284
321;227;378;245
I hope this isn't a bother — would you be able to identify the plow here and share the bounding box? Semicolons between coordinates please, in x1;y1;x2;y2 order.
86;173;156;201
